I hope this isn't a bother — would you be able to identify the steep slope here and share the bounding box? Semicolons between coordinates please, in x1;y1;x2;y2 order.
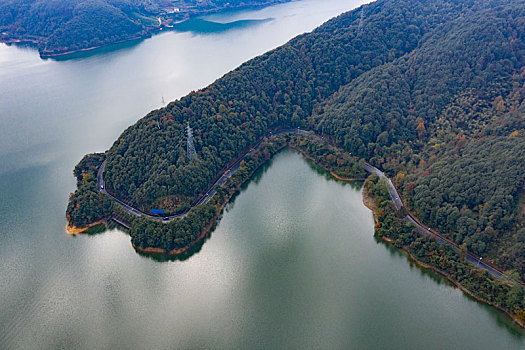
101;0;474;211
67;0;525;266
315;0;525;276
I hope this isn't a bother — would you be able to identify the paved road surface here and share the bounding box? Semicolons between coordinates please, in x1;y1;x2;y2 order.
363;163;507;281
363;163;403;209
97;128;310;222
97;129;516;285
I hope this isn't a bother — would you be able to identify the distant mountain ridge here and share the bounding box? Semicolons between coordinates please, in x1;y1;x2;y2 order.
0;0;291;57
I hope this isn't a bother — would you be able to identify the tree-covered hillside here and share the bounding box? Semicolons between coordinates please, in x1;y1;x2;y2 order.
0;0;158;55
313;0;525;277
68;0;524;278
102;0;476;211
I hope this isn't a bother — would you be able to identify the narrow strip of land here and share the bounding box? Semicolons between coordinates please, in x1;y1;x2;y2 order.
97;128;310;222
97;129;522;287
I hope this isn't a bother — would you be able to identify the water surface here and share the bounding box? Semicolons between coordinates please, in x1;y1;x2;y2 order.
0;0;524;348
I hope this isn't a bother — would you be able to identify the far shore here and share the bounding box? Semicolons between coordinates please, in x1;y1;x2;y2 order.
0;38;39;45
38;35;147;58
1;0;295;59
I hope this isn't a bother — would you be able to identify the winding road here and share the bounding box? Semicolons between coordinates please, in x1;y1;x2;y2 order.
97;128;519;285
363;162;509;281
97;128;310;222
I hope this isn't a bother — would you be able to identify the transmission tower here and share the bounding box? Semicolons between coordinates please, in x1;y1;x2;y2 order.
357;8;365;36
186;123;197;161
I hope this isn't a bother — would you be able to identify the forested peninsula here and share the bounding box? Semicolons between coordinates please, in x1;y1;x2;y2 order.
67;0;525;325
0;0;291;57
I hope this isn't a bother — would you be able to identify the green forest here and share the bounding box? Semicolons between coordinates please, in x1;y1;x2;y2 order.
288;134;367;180
309;0;525;279
365;174;525;324
130;136;289;253
67;0;525;317
103;0;464;209
407;138;525;277
67;153;113;227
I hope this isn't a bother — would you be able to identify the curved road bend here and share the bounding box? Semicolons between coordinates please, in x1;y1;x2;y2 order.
363;163;403;209
97;129;516;284
97;128;310;222
363;162;509;281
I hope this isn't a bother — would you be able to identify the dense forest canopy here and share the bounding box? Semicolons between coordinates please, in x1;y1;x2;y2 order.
104;0;474;209
69;0;525;279
411;138;525;256
313;0;525;276
0;0;157;53
0;0;290;55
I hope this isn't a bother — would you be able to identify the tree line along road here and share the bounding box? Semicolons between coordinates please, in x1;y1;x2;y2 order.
96;128;522;287
96;128;310;222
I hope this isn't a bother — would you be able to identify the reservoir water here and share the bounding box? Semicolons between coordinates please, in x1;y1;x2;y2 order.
0;0;524;348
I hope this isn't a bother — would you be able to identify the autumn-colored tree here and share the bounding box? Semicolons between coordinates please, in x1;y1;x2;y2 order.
394;172;405;187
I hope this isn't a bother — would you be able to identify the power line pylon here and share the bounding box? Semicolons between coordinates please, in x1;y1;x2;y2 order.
186;123;196;161
357;8;365;36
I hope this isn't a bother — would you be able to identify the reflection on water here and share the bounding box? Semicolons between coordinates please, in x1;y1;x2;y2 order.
134;238;209;262
46;17;274;61
172;18;274;34
48;39;145;62
0;0;524;348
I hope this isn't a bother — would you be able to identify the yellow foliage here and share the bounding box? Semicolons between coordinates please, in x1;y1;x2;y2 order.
395;172;405;186
416;121;426;138
516;309;525;322
82;173;93;184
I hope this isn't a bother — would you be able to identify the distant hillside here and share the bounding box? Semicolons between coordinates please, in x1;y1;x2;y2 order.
0;0;291;56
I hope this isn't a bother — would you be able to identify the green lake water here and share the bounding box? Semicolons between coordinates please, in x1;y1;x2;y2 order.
0;0;524;348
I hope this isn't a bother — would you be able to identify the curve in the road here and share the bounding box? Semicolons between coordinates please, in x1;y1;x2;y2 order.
96;128;521;286
97;128;310;222
363;162;521;285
